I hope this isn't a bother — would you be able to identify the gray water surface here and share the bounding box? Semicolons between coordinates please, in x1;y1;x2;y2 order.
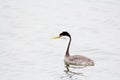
0;0;120;80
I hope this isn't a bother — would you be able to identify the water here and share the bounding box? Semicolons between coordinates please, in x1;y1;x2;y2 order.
0;0;120;80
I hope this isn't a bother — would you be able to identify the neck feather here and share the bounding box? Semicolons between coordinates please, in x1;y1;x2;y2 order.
65;36;71;57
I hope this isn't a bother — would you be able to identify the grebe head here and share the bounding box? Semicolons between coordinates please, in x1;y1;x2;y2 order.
52;31;71;39
59;31;71;37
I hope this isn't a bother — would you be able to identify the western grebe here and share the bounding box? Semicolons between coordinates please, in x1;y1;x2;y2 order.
53;31;94;71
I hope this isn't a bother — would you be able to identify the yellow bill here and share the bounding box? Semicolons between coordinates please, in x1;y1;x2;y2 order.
52;36;61;39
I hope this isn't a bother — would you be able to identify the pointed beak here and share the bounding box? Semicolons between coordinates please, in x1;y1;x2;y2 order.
51;36;61;39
